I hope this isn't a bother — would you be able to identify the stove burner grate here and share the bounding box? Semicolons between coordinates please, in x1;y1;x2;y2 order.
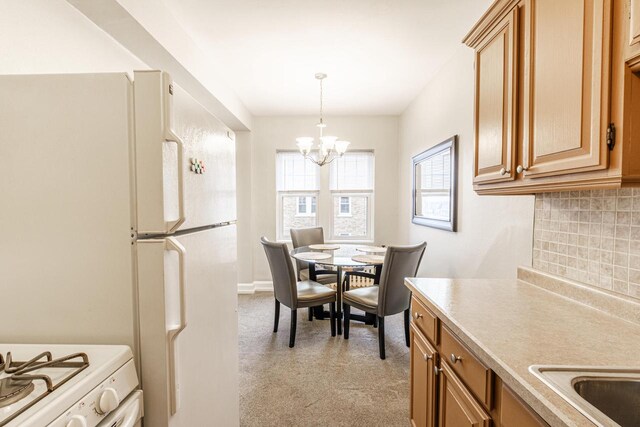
0;351;89;427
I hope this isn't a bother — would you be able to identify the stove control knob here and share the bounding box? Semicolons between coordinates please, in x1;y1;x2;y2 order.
96;387;119;414
65;415;88;427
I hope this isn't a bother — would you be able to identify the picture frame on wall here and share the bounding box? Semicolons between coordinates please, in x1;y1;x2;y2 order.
412;135;458;231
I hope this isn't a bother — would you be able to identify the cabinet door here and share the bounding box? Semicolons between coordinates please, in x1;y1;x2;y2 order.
438;363;491;427
521;0;612;178
473;7;519;184
410;324;437;427
501;384;549;426
632;0;640;46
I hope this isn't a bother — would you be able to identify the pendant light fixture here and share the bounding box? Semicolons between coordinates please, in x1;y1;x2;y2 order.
296;73;350;166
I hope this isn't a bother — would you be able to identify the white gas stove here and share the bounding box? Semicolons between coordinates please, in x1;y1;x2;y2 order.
0;344;142;427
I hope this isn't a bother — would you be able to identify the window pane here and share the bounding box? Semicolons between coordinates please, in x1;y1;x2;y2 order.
330;152;374;190
276;152;319;191
340;196;350;214
297;196;307;214
283;195;317;237
420;190;450;220
333;195;367;238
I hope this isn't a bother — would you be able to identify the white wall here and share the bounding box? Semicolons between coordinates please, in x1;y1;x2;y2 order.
0;0;146;74
397;46;534;279
246;116;399;283
236;131;254;284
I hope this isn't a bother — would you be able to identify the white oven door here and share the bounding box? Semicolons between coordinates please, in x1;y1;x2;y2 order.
98;391;143;427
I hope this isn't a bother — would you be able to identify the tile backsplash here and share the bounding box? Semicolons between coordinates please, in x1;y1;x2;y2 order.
533;189;640;300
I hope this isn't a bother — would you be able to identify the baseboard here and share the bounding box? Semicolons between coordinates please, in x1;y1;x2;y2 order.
237;283;255;294
237;281;274;294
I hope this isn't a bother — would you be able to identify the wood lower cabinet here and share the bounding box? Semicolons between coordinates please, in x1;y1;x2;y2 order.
438;362;491;427
409;296;549;427
500;384;548;427
410;324;437;427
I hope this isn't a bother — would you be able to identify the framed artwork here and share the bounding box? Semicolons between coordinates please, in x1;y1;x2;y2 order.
412;135;458;231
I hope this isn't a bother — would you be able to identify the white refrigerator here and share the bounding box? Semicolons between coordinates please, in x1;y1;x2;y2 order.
0;71;239;426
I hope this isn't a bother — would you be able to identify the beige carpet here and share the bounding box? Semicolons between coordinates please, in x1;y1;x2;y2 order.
239;293;410;427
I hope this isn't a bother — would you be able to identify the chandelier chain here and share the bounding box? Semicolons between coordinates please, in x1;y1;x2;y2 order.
319;77;324;133
296;72;349;166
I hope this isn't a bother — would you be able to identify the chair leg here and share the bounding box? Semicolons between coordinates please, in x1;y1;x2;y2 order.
404;308;410;347
378;316;385;359
343;304;351;339
289;309;297;348
329;302;336;337
273;299;280;333
373;315;378;328
308;307;313;321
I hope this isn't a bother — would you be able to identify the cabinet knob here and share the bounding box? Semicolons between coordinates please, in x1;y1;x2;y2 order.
516;165;529;174
423;353;432;361
499;167;511;176
414;312;423;320
450;353;463;364
434;366;442;375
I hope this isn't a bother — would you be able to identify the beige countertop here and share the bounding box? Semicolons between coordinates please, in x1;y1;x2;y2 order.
405;273;640;427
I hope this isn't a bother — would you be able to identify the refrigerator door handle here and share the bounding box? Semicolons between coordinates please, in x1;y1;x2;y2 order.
164;130;186;233
165;237;187;415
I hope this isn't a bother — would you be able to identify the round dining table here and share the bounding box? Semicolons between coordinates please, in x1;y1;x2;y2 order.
290;244;386;334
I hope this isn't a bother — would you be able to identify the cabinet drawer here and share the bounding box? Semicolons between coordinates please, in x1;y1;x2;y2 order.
440;325;493;407
411;296;438;345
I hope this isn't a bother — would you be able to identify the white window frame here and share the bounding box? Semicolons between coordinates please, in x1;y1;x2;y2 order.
276;150;375;243
328;150;375;242
276;191;319;241
296;195;316;217
329;191;374;241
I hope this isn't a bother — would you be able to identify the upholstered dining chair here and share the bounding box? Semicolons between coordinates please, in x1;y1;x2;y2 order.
343;242;427;359
290;227;340;321
261;237;337;347
289;227;338;286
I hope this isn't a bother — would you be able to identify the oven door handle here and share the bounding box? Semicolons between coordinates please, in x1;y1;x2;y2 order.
119;398;140;427
166;237;187;416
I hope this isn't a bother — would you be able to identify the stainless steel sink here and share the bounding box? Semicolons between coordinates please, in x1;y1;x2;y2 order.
529;366;640;427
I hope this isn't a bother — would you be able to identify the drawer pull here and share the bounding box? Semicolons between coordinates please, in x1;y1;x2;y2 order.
450;353;463;364
414;312;423;320
434;366;442;375
423;353;432;361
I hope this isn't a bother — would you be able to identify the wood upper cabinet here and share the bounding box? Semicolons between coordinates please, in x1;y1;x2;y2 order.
410;324;437;427
463;0;640;194
521;0;612;179
473;7;519;184
631;0;640;46
438;362;491;427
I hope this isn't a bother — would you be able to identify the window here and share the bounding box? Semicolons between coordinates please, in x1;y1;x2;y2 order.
276;152;319;240
339;196;351;215
276;150;374;242
329;152;374;240
297;196;316;216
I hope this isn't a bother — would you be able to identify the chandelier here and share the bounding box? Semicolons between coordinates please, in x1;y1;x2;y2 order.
296;73;350;166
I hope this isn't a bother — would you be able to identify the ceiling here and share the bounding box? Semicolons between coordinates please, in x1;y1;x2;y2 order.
163;0;490;116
